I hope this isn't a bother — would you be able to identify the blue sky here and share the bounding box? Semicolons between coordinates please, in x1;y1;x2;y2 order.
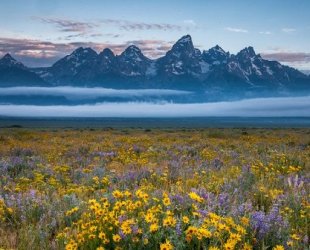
0;0;309;70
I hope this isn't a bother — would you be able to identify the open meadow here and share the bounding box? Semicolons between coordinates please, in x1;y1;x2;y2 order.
0;128;309;250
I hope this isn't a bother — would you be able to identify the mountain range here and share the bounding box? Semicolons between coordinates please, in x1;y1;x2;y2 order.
0;35;309;97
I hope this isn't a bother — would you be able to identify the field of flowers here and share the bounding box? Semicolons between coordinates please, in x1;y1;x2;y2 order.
0;128;309;250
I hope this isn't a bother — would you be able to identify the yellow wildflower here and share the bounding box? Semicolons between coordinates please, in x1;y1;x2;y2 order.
273;246;285;250
160;240;173;250
113;234;121;243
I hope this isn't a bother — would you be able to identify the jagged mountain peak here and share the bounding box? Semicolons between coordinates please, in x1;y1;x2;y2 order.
194;48;202;57
172;35;194;50
2;53;14;60
125;44;141;52
73;47;97;55
73;47;95;53
0;53;25;68
119;45;149;64
54;47;97;66
163;34;197;62
238;46;256;58
99;48;115;58
97;48;116;74
115;45;151;77
176;34;192;43
121;45;144;57
47;46;99;83
203;45;229;65
0;53;46;85
157;35;203;76
209;45;226;54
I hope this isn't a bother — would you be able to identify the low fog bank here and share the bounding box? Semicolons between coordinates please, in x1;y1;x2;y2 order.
0;96;309;117
0;87;192;100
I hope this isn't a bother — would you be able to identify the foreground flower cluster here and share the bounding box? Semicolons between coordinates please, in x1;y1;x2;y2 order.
0;128;308;249
61;190;250;250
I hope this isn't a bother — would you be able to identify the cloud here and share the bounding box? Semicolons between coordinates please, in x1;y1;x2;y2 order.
0;37;174;67
61;33;108;40
32;15;198;35
0;37;99;66
122;40;174;58
33;17;192;33
33;16;99;34
0;87;192;100
261;52;310;63
261;50;310;70
0;96;309;117
282;28;296;33
259;31;272;35
0;37;73;66
301;70;310;75
183;20;197;26
100;19;184;31
225;27;248;33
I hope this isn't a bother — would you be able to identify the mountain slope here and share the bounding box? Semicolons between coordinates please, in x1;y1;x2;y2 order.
0;54;46;86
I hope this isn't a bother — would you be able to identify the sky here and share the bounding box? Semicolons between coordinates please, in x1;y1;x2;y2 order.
0;0;310;70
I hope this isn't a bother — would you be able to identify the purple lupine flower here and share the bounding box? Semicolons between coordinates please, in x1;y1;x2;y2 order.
198;209;208;217
118;215;127;223
218;193;230;207
303;235;309;245
118;230;126;239
250;204;288;240
132;145;142;154
95;151;116;157
29;189;36;199
212;158;223;169
171;194;185;205
231;151;239;160
242;164;251;173
232;201;253;217
287;175;308;189
132;224;139;234
251;211;270;239
176;221;182;236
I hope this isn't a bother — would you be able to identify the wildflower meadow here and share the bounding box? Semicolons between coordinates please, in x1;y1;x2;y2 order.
0;128;308;250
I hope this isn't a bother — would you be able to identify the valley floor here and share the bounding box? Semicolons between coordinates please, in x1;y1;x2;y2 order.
0;128;309;249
